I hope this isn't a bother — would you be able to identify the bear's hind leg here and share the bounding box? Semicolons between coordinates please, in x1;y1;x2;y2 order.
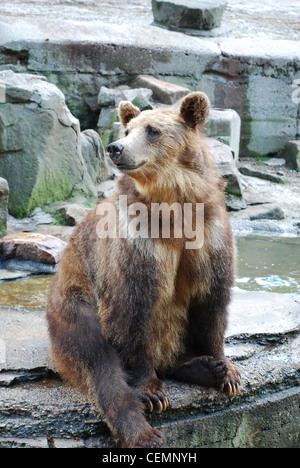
47;293;162;448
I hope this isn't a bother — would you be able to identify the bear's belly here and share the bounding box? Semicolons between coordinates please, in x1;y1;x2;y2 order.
149;248;190;373
150;298;189;373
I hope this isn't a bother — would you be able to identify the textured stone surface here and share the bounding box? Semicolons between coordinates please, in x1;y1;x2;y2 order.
0;284;299;447
0;232;67;265
0;178;9;235
230;203;284;221
207;138;246;210
135;75;190;105
80;129;108;185
152;0;227;31
0;71;105;217
0;2;299;157
239;166;284;184
57;203;91;226
207;109;241;162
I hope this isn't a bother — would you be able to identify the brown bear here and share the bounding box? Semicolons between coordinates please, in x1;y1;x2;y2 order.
46;92;241;448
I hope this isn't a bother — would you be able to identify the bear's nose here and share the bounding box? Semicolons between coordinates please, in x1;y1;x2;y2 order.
107;142;124;161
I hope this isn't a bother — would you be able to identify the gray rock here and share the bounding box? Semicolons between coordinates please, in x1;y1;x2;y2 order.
230;203;285;221
237;174;300;220
0;178;9;235
30;207;55;226
228;290;300;338
279;141;300;172
206;138;246;209
242;186;269;206
135;75;190;105
0;269;32;282
112;122;125;141
131;95;153;111
0;70;101;217
239;166;284;184
5;210;55;236
97;86;118;107
80;129;108;185
0;259;57;274
97;107;119;128
0;81;5;104
207;109;241;162
36;224;75;244
57;203;91;226
0;306;50;371
117;88;153;105
0;11;298;158
264;158;286;167
152;0;227;31
97;86;153;109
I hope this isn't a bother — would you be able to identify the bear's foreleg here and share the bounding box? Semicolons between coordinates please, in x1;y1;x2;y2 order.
170;249;241;397
100;241;169;414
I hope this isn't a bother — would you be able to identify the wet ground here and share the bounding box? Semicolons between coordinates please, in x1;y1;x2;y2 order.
0;0;299;40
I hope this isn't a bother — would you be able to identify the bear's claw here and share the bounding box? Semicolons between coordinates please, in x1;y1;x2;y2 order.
139;377;169;413
219;361;242;398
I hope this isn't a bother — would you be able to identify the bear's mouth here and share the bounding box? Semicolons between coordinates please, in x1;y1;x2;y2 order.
115;161;146;172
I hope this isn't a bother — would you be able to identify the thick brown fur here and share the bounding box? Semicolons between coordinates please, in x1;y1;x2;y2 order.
46;92;241;448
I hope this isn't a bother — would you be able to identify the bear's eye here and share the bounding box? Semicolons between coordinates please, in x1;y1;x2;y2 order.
146;125;161;142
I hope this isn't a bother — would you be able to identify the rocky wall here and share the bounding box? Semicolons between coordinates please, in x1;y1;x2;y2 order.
0;24;299;156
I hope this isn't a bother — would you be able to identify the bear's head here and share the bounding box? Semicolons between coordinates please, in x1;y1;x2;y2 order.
107;92;210;181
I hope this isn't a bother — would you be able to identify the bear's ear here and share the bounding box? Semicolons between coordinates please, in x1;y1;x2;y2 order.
179;92;210;128
118;101;141;127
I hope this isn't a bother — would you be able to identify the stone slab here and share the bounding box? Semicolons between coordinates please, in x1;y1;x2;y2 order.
0;307;50;371
161;387;300;448
239;166;284;184
0;284;299;447
0;351;299;447
135;75;190;105
0;233;67;265
228;290;300;338
230;204;285;221
152;0;227;31
238;174;300;221
0;269;32;281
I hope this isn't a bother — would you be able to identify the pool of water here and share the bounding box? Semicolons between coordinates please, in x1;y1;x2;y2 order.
236;236;300;294
0;275;52;309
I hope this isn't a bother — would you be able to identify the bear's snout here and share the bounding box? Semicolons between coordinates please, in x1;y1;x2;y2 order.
107;142;125;162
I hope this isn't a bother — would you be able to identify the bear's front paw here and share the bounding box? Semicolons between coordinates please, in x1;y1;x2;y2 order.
139;377;169;413
219;359;241;398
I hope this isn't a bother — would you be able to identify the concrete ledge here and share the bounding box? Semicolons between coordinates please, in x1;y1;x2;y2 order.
0;379;299;448
0;289;299;448
161;387;300;448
